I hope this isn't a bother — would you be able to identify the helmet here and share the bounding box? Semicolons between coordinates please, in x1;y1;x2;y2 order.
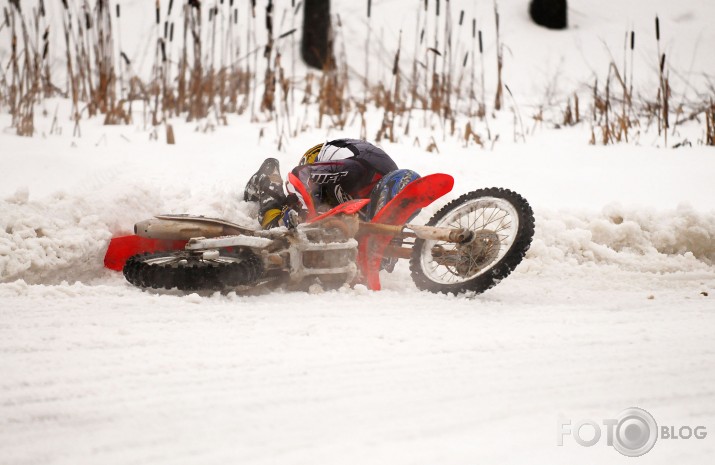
368;169;421;219
300;143;324;166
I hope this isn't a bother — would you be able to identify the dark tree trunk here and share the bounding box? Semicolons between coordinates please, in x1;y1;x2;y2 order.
301;0;333;69
529;0;568;30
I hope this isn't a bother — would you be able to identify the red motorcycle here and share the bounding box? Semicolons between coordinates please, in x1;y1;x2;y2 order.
105;174;534;294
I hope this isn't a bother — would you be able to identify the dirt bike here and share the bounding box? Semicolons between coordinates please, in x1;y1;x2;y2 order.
104;174;535;294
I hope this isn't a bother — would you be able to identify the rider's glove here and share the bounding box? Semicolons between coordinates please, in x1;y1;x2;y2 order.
282;208;301;229
281;193;305;229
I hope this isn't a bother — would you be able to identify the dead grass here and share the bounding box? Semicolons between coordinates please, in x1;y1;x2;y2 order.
706;100;715;146
0;1;712;149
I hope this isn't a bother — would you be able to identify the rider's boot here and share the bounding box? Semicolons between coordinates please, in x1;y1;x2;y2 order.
244;158;283;203
244;158;287;229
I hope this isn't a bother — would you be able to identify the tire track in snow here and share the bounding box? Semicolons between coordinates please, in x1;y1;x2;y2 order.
1;281;714;465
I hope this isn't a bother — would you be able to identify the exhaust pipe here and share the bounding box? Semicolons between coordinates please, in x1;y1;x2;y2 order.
134;218;226;240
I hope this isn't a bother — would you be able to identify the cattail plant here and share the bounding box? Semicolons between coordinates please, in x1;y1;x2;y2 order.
260;0;276;113
628;30;635;117
1;0;712;149
493;0;503;111
364;0;372;103
188;1;205;121
655;15;669;146
376;30;402;142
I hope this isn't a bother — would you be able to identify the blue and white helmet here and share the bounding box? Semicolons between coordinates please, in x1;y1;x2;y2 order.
368;169;421;219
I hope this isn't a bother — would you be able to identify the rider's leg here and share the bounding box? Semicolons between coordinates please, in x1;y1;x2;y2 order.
367;169;422;272
244;158;287;229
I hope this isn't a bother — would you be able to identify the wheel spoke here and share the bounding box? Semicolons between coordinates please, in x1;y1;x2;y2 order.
468;207;486;231
418;195;522;286
494;220;512;233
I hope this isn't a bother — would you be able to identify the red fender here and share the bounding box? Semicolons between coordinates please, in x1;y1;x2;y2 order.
288;172;317;219
306;199;371;224
357;173;454;290
104;235;187;271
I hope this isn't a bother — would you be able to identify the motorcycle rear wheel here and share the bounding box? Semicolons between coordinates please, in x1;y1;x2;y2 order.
123;250;263;291
409;188;534;295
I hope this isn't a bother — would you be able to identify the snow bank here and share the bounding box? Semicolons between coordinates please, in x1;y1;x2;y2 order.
0;184;259;285
528;205;715;273
2;182;713;285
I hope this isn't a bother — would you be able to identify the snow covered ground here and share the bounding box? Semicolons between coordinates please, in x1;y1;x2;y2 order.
1;272;713;465
2;114;714;464
2;0;715;464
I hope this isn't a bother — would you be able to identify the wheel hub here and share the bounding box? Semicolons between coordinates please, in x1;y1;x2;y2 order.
454;230;501;276
431;230;501;277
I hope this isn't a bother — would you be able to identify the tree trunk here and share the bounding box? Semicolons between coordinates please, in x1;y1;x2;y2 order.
301;0;333;69
529;0;567;30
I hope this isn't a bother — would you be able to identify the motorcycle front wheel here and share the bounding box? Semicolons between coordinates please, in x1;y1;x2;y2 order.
409;188;535;295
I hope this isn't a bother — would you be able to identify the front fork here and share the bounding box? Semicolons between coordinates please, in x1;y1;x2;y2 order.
358;222;474;259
